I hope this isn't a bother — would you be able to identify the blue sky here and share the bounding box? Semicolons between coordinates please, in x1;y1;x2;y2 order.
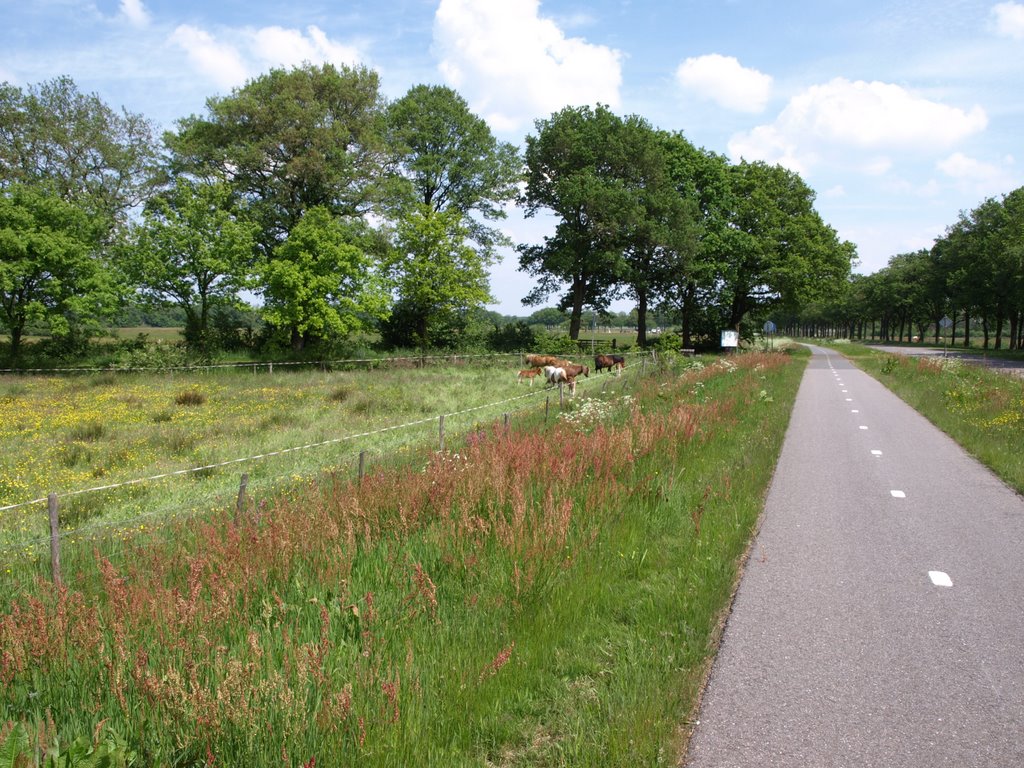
3;0;1022;316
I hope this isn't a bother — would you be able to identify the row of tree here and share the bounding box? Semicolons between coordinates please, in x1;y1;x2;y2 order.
1;64;856;363
518;105;856;347
781;188;1024;350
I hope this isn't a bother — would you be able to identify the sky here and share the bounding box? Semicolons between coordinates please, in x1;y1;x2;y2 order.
2;0;1022;316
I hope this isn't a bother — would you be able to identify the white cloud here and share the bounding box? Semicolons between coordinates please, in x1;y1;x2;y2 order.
863;157;893;176
119;0;149;27
992;2;1024;39
433;0;623;133
937;151;1018;191
250;25;361;70
169;24;364;93
728;78;988;174
170;25;249;91
675;54;772;113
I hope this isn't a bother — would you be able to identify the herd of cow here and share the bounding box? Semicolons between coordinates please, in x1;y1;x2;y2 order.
517;353;626;395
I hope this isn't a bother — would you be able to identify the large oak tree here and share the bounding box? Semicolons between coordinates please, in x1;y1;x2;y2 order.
382;84;520;347
518;105;645;339
164;63;389;347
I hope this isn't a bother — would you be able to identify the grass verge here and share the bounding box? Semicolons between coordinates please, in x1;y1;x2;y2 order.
1;349;807;766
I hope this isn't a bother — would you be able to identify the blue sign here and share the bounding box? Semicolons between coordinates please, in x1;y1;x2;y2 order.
763;321;777;334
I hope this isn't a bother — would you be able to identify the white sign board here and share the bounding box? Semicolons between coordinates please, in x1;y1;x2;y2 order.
721;330;739;348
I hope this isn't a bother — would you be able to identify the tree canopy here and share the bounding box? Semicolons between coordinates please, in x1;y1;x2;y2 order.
0;76;157;234
0;185;111;360
165;63;387;255
129;177;257;355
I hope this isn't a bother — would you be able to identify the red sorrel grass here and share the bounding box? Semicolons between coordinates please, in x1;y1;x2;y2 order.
0;351;794;763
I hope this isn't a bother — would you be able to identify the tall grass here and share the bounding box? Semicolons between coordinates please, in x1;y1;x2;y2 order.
1;349;807;766
0;359;541;562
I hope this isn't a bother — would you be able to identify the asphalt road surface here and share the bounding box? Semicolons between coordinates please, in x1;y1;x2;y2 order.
684;344;1024;767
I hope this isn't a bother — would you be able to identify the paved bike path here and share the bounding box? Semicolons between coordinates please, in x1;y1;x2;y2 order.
684;344;1024;767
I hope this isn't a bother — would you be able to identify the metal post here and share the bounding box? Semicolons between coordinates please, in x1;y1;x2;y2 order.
48;493;61;587
235;473;248;525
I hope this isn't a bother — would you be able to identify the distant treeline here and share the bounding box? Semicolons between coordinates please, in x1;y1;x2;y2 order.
775;187;1024;350
2;64;855;367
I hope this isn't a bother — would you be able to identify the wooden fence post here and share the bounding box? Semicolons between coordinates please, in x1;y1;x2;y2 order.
358;450;366;481
48;493;61;587
503;412;510;432
545;396;550;424
558;381;564;409
439;414;446;451
235;473;248;525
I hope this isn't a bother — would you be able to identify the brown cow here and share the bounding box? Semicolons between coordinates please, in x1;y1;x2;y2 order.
595;354;625;373
516;367;543;385
525;353;569;368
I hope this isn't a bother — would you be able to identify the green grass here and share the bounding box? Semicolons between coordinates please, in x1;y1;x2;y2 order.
0;348;808;766
819;341;1024;494
0;359;526;553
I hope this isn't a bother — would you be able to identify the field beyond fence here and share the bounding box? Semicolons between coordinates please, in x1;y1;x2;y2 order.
1;348;807;766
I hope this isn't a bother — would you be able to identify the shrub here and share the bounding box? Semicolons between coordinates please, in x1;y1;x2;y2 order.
174;388;206;406
68;420;105;442
329;384;355;403
109;340;188;370
488;321;537;353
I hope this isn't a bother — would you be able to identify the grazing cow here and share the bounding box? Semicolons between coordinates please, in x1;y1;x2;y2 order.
525;353;567;368
595;354;626;374
517;367;542;385
544;364;586;395
543;365;565;384
561;363;589;380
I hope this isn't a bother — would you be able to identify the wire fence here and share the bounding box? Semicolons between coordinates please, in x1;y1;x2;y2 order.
0;354;654;591
0;343;648;376
0;351;529;375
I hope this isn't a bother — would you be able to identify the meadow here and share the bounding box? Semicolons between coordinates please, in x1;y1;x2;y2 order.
0;347;808;766
1;353;620;582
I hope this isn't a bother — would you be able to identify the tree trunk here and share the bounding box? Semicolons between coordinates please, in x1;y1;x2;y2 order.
8;325;23;364
418;314;429;351
963;310;971;348
567;279;586;340
680;281;696;349
636;289;648;348
290;326;304;351
728;290;747;334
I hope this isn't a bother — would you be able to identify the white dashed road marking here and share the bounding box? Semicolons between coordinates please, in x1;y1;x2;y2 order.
871;450;883;456
929;571;953;588
891;490;906;498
